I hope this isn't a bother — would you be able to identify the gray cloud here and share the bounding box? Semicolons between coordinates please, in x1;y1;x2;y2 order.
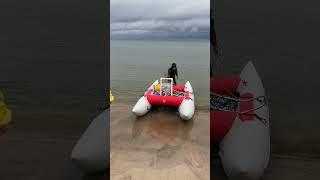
111;0;209;40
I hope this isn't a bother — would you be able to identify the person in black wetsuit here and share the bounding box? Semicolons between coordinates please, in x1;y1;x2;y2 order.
167;63;178;85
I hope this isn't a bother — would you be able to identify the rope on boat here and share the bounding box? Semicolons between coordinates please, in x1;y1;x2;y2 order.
172;90;185;97
210;92;268;125
211;91;265;103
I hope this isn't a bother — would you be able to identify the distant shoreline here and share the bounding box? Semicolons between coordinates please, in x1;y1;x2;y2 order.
110;38;209;42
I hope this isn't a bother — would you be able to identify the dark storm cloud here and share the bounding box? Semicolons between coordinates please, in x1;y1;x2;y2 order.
111;0;209;40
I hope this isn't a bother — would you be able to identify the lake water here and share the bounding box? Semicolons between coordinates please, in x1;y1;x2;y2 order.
111;40;210;110
0;0;107;131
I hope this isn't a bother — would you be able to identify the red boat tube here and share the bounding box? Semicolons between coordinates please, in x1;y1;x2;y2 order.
146;85;185;107
147;94;184;107
211;77;240;142
211;77;256;142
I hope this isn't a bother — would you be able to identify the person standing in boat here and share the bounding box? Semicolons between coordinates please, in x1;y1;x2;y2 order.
167;63;178;85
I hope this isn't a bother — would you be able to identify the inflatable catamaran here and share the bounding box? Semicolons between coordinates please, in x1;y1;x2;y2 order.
211;61;270;179
132;78;195;120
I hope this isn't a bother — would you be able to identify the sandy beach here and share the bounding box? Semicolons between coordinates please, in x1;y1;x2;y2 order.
110;102;320;180
110;102;210;180
0;128;107;180
213;155;320;180
1;104;320;180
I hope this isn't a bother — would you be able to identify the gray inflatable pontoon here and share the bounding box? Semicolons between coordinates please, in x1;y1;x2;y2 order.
71;109;109;173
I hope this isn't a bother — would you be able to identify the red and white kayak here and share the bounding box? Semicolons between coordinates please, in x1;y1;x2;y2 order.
211;61;270;179
132;78;195;120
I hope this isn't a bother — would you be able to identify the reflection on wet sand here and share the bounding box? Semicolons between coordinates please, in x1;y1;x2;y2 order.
111;103;209;180
132;110;194;143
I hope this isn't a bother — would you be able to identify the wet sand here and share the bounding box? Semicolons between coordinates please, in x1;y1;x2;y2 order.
1;103;320;180
110;102;210;180
213;155;320;180
0;128;107;180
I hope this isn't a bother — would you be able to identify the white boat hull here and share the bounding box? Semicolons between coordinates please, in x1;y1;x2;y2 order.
132;80;158;116
220;62;270;179
179;81;195;120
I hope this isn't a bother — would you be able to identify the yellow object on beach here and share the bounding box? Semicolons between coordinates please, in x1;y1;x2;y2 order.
110;90;115;103
154;84;161;91
0;91;12;128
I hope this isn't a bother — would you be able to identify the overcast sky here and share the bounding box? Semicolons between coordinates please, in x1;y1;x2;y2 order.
111;0;209;40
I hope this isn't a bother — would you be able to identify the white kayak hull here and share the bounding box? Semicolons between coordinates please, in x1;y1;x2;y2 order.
220;61;270;179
